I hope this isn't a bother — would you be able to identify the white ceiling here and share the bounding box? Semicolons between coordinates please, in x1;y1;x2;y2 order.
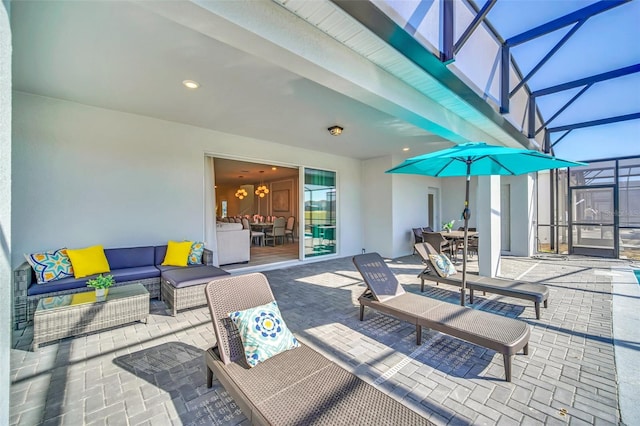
11;0;452;160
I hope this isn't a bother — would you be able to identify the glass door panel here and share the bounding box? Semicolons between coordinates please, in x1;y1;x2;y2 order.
570;187;615;257
304;168;337;258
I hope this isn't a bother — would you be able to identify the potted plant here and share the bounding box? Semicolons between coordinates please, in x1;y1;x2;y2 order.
87;274;115;301
442;220;455;233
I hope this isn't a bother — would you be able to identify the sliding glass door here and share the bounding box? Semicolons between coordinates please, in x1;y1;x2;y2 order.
304;168;336;258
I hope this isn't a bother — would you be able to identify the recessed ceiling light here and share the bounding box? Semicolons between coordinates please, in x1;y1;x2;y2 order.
403;147;410;152
328;125;343;136
182;80;200;89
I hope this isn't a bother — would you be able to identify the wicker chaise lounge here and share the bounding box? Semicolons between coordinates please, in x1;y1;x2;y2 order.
414;242;549;319
352;253;530;382
204;273;432;426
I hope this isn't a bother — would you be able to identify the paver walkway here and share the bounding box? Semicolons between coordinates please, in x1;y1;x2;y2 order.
10;253;638;425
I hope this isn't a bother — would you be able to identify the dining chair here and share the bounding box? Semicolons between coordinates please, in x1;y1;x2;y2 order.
242;217;264;246
265;217;286;246
284;216;296;243
412;228;424;254
468;235;479;258
422;232;453;259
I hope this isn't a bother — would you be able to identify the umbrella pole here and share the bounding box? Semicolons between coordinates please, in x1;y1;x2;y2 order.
461;165;471;306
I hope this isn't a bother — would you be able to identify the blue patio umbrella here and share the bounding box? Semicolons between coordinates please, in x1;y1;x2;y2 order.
387;142;586;306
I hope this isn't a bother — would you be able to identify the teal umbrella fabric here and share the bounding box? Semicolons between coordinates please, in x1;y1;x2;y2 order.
387;142;586;305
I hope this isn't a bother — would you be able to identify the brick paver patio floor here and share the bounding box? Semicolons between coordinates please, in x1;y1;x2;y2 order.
10;253;638;425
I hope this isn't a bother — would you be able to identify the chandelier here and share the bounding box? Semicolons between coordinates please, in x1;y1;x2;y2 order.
235;188;247;199
255;184;269;198
255;171;270;198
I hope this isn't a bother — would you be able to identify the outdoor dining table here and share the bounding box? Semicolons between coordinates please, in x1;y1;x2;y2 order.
440;230;479;262
440;230;478;240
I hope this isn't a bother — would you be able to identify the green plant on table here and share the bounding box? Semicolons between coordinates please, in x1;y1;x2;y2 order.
442;220;456;232
86;274;115;290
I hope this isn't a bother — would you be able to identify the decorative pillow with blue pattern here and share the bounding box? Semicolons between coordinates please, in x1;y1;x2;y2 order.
187;241;205;265
229;301;300;367
428;253;457;277
25;248;75;284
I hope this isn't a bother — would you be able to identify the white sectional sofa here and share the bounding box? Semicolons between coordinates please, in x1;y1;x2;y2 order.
215;222;250;266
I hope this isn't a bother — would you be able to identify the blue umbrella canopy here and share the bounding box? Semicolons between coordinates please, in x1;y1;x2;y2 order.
386;142;585;177
387;142;586;306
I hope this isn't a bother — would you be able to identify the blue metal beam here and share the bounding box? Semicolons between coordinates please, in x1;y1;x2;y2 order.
506;0;631;47
536;84;592;135
453;0;497;56
510;20;585;97
531;64;640;97
543;131;552;153
527;96;536;138
550;130;573;149
441;0;454;63
500;45;510;113
548;112;640;133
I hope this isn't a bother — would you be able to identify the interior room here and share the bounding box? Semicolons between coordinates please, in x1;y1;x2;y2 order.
212;157;299;270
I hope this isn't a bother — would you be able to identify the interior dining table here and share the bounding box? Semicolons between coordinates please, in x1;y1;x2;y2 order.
250;222;274;233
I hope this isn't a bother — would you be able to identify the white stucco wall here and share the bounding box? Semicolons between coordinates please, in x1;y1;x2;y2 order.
12;92;363;266
361;156;393;257
441;176;478;232
0;1;11;423
361;155;443;259
391;168;443;258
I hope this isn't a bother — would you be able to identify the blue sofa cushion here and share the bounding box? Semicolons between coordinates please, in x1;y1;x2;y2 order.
110;266;160;283
105;246;155;270
28;266;160;296
155;245;168;266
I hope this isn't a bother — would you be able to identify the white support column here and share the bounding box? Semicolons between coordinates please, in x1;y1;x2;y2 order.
477;175;501;277
505;174;535;256
0;2;11;423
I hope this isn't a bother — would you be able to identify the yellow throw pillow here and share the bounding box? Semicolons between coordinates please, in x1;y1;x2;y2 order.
67;245;111;279
162;240;193;267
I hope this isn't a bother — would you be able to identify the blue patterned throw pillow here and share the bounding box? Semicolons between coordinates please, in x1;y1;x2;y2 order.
187;241;205;265
229;301;300;367
25;248;75;284
428;254;457;277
